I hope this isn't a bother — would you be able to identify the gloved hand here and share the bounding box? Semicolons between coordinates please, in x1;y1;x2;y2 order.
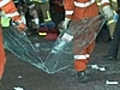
103;5;114;18
16;22;27;32
113;12;119;22
62;17;71;29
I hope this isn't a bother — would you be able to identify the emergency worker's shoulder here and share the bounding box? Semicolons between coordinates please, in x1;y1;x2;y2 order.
109;0;119;11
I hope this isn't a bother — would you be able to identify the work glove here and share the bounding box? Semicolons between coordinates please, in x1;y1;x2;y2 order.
113;12;119;22
15;22;27;32
103;5;114;18
62;17;71;29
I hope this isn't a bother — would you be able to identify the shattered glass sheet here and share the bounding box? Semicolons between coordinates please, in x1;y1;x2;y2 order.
3;14;106;74
69;15;106;54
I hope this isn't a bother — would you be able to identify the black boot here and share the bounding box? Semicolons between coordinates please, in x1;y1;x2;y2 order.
77;71;88;83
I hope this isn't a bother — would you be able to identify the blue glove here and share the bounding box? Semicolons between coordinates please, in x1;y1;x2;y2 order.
113;13;119;22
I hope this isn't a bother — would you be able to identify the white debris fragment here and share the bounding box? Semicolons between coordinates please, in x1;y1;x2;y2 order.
99;67;106;71
18;75;22;79
106;80;119;85
91;65;99;69
91;65;106;71
34;43;40;47
14;87;24;90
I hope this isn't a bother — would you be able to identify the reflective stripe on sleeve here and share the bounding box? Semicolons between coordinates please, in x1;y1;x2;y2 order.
97;2;102;6
101;0;109;5
14;0;19;3
74;0;95;8
5;12;19;18
0;0;11;7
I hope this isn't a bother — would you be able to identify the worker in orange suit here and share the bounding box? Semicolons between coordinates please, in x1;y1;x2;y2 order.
0;0;26;86
62;0;113;83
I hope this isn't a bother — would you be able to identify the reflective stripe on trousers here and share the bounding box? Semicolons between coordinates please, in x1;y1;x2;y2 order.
74;54;90;59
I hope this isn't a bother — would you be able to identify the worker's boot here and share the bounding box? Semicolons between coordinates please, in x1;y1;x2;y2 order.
77;71;88;83
46;21;58;34
38;23;48;36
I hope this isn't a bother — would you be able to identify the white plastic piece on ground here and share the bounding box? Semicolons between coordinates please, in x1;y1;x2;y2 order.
106;80;119;85
99;67;106;71
91;65;99;70
91;65;106;71
17;75;22;79
13;87;24;90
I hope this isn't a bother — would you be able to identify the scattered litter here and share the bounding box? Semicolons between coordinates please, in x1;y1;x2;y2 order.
91;65;106;71
18;75;22;79
34;43;40;47
91;65;99;69
34;43;41;52
99;67;106;71
13;86;24;90
106;80;118;85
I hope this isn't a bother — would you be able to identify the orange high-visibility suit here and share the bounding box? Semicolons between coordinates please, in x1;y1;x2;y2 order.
64;0;111;72
0;0;25;80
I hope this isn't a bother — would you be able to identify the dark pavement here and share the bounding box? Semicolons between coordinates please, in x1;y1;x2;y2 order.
1;40;120;90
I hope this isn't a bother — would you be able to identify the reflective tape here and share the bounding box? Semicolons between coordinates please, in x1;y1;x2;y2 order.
29;4;35;9
65;11;74;15
107;19;114;25
5;12;19;18
14;0;19;3
44;11;52;22
38;32;47;35
74;54;90;59
101;0;109;5
0;0;10;7
74;55;86;59
74;0;95;8
86;54;90;58
97;2;102;6
30;0;48;3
